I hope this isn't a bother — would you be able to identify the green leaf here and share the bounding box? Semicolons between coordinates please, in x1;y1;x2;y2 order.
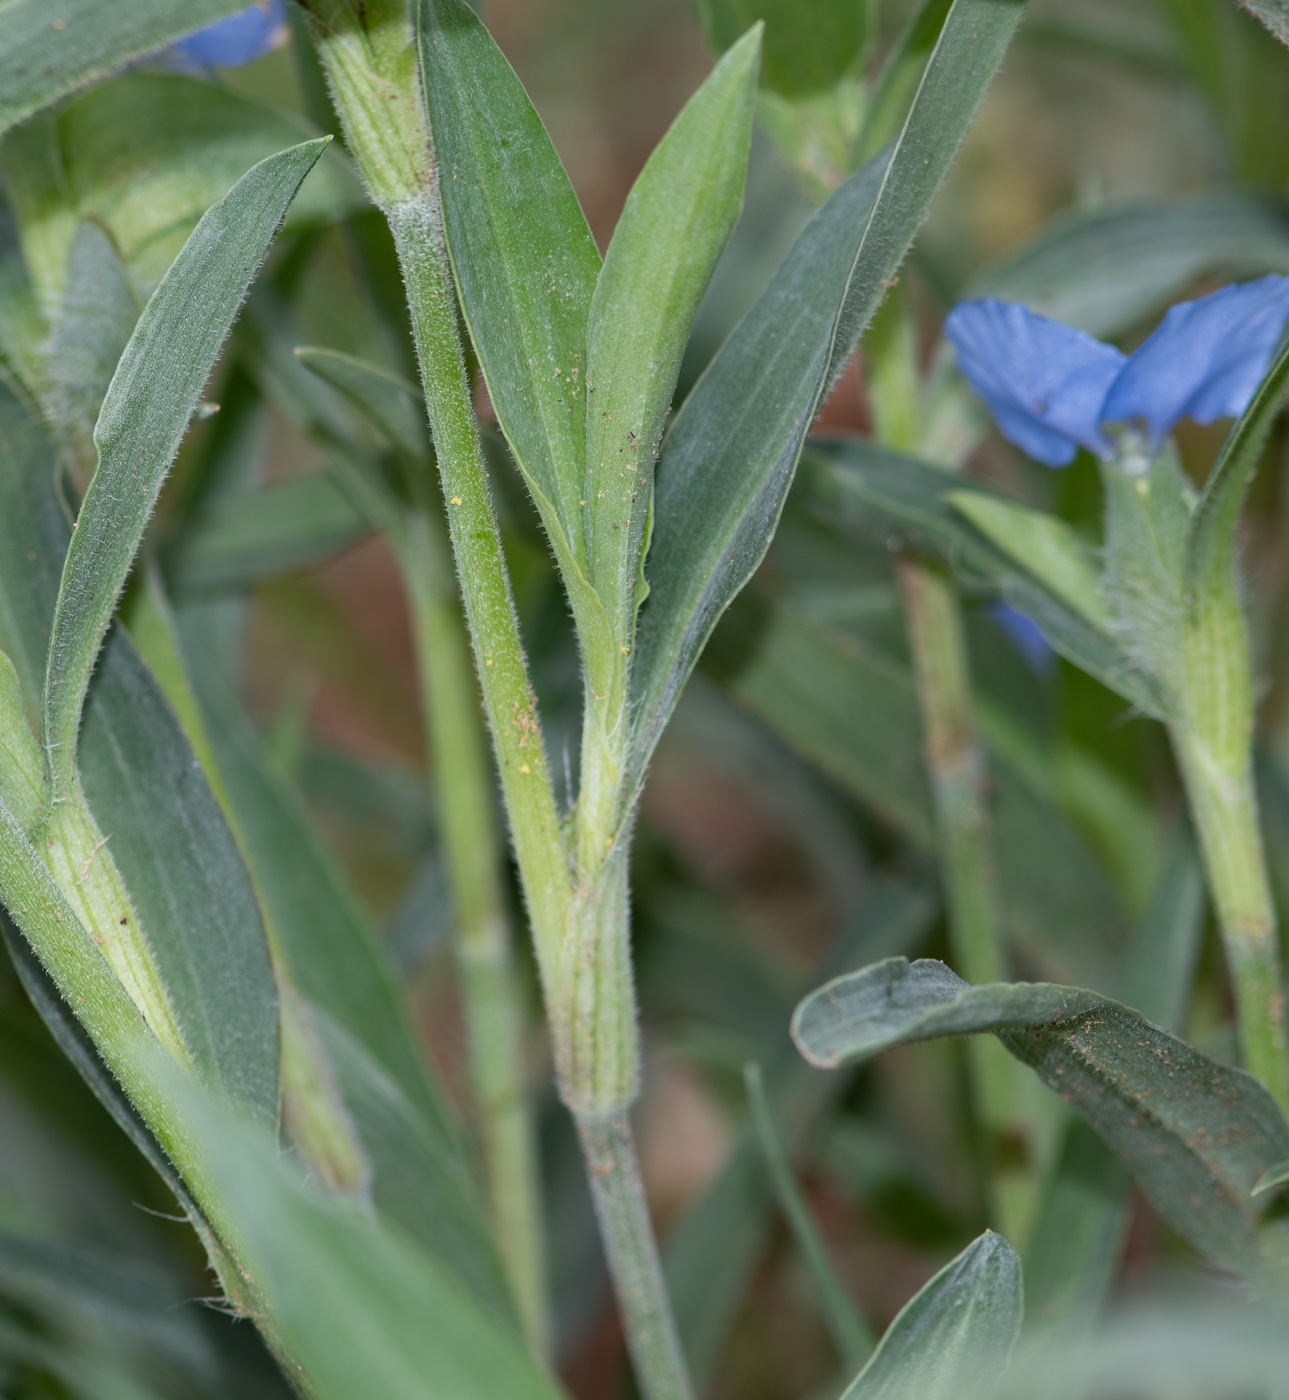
0;0;251;137
45;220;140;459
802;439;1168;717
971;193;1289;339
853;0;953;165
79;629;280;1125
42;138;328;799
2;76;361;305
585;27;759;649
839;1232;1021;1400
177;1080;565;1400
792;957;1289;1273
1184;337;1289;611
691;0;869;98
629;0;1025;790
419;0;600;578
294;346;429;458
0;651;41;833
170;471;370;596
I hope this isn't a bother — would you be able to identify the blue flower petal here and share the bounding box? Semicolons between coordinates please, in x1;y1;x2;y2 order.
944;300;1125;467
1101;275;1289;447
988;602;1054;675
174;0;287;68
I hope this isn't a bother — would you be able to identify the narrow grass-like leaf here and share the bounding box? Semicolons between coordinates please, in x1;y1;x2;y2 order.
419;0;600;571
1184;337;1289;607
42;138;327;799
840;1232;1021;1400
852;0;952;165
629;0;1025;789
792;958;1289;1272
0;0;249;137
585;27;759;649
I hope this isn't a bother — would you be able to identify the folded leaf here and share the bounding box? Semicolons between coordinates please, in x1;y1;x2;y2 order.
792;957;1289;1273
839;1232;1021;1400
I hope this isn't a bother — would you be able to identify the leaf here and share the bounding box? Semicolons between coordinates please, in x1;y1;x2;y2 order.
1184;337;1289;610
169;471;370;596
79;628;280;1125
294;346;429;458
584;27;759;650
801;438;1169;717
0;651;42;832
42;138;328;799
691;0;869;98
853;0;953;165
629;0;1025;790
419;0;600;578
1235;2;1289;52
839;1232;1021;1400
792;957;1289;1272
0;0;250;137
2;76;361;305
176;1079;565;1400
45;220;140;458
971;193;1289;339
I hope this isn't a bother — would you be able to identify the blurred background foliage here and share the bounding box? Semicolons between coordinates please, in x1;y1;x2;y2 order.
5;0;1289;1396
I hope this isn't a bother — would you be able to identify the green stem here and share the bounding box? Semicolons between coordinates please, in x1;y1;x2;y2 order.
868;290;1025;1231
1176;734;1289;1109
578;1109;694;1400
300;15;685;1393
403;508;548;1355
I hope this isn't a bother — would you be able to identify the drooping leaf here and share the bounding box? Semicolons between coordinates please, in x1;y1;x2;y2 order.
0;0;250;137
418;0;600;579
629;0;1026;791
584;27;759;646
691;0;869;98
792;957;1289;1273
42;138;328;798
839;1232;1021;1400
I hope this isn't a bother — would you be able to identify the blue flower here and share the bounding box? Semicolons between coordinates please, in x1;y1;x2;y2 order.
945;276;1289;467
173;0;287;69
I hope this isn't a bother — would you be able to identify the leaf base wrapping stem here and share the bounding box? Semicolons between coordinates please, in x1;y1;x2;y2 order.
577;1109;695;1400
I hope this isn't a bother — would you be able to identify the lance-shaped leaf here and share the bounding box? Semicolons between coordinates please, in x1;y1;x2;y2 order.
800;438;1169;717
294;347;430;458
0;0;250;137
628;0;1025;790
692;0;868;98
792;957;1289;1273
1241;1;1289;47
418;0;599;579
839;1232;1021;1400
42;138;327;799
584;26;759;652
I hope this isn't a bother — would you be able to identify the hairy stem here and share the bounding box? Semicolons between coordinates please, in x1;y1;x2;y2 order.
403;508;547;1354
578;1110;694;1400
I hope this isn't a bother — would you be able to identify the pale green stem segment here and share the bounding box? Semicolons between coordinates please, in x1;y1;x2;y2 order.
402;506;547;1354
868;290;1025;1233
1175;588;1289;1110
299;5;677;1374
578;1110;694;1400
745;1063;872;1373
